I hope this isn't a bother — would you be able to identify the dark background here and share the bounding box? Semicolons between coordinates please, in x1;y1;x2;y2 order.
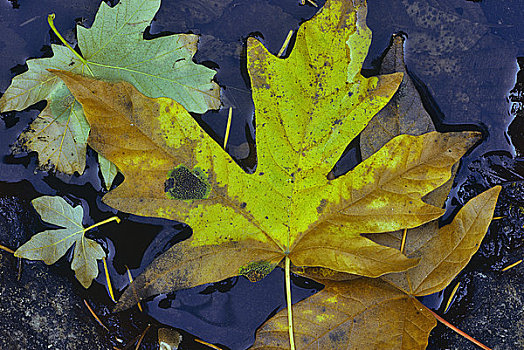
0;0;523;349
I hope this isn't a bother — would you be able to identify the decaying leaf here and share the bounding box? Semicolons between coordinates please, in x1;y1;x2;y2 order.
252;187;500;349
14;196;107;288
0;0;219;183
55;0;481;315
360;34;435;160
251;278;436;350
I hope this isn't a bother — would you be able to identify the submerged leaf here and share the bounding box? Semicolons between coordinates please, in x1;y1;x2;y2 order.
158;328;182;350
54;0;482;313
360;34;435;160
1;0;219;178
14;196;106;288
98;153;118;190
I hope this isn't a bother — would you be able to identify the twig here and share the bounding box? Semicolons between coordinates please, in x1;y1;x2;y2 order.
84;299;110;332
134;324;150;350
125;266;143;312
423;304;492;350
444;282;460;313
17;258;22;281
195;338;224;349
400;228;407;254
103;257;116;302
223;107;233;149
277;30;294;58
501;259;522;271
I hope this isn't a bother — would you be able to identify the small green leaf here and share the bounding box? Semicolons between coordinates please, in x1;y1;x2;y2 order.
14;196;112;288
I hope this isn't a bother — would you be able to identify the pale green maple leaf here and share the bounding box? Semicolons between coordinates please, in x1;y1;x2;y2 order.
0;0;220;187
14;196;118;288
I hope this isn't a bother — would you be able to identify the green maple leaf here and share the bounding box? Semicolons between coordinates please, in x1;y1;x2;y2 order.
14;196;119;288
0;0;220;187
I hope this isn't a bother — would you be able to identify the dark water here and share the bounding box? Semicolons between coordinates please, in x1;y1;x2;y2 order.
1;0;523;349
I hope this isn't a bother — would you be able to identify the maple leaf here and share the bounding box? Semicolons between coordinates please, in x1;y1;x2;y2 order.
53;0;481;318
251;34;501;349
14;196;119;288
0;0;219;185
252;186;501;349
252;277;437;349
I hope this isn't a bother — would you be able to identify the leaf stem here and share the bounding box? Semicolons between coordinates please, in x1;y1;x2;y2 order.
0;244;15;254
223;107;233;149
48;13;94;76
423;304;492;350
285;256;296;350
48;14;86;64
83;216;121;234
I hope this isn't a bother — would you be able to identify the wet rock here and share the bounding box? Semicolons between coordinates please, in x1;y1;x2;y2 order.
427;271;524;350
0;196;110;350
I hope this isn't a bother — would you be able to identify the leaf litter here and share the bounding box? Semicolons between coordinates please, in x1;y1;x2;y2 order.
2;0;503;348
49;0;501;348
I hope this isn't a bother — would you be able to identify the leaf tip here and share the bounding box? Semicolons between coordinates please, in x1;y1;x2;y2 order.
463;130;483;146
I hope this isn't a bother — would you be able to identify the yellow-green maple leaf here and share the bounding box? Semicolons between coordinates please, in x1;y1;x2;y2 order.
53;0;479;312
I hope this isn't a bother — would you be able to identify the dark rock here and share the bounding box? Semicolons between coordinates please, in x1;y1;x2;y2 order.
427;270;524;350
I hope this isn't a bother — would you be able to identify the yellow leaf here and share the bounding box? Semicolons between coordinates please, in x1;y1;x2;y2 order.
381;186;502;296
251;278;436;350
52;0;481;313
